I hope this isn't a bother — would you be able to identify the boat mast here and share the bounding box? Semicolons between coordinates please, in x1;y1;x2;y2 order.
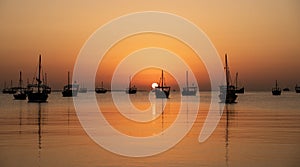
161;70;164;87
235;72;238;89
37;55;42;93
101;81;104;88
186;71;189;88
19;71;23;88
67;71;70;89
225;54;229;88
276;80;278;89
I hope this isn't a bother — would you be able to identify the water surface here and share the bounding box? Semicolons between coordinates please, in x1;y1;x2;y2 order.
0;91;299;166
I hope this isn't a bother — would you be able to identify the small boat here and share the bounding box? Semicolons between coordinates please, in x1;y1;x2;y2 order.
182;71;197;96
95;81;107;94
27;55;49;102
13;71;27;100
2;80;17;94
272;80;281;96
62;71;79;97
125;76;137;94
234;72;245;94
295;84;300;93
154;70;171;98
219;54;237;103
283;88;290;91
79;83;87;93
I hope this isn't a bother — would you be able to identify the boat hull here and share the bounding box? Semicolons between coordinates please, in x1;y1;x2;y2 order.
219;86;237;103
62;84;79;97
182;87;197;96
13;93;27;100
62;90;78;97
155;87;170;98
95;88;107;94
272;90;281;96
126;88;137;94
235;87;244;94
79;88;87;93
182;90;197;96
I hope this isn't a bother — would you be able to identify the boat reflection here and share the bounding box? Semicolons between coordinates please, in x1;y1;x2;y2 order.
37;103;42;158
224;104;236;167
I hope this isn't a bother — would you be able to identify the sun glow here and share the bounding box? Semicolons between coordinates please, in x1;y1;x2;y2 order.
151;82;158;89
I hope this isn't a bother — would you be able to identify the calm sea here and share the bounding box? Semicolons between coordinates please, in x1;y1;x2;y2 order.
0;91;299;167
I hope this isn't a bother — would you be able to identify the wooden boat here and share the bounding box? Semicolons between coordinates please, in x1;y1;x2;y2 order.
62;71;79;97
272;80;281;96
219;54;237;103
295;84;300;93
182;71;197;96
13;71;27;100
234;72;244;94
154;70;170;98
125;76;137;94
95;81;107;94
27;55;49;102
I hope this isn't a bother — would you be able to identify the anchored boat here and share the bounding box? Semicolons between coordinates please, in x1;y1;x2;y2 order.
154;70;170;98
219;54;237;103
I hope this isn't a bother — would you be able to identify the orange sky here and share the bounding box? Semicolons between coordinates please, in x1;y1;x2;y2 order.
0;0;300;90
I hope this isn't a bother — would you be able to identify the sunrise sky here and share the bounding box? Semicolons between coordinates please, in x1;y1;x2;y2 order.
0;0;299;90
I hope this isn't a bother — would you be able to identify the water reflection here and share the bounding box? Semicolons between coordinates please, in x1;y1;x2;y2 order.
18;101;23;134
38;103;42;159
224;104;236;167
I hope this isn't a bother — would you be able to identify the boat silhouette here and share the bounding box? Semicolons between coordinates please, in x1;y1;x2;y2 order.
154;70;170;98
272;80;281;96
78;83;87;93
62;71;79;97
27;55;49;102
219;54;237;103
13;71;27;100
125;76;137;94
95;81;107;94
2;80;17;94
181;71;197;96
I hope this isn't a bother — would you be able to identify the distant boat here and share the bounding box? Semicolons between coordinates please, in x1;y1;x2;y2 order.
62;71;79;97
234;72;244;94
182;71;197;96
272;80;281;96
219;54;237;103
154;70;170;98
125;76;137;94
13;71;27;100
295;84;300;93
95;81;107;94
2;80;17;94
79;83;87;93
27;55;49;103
283;88;290;91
